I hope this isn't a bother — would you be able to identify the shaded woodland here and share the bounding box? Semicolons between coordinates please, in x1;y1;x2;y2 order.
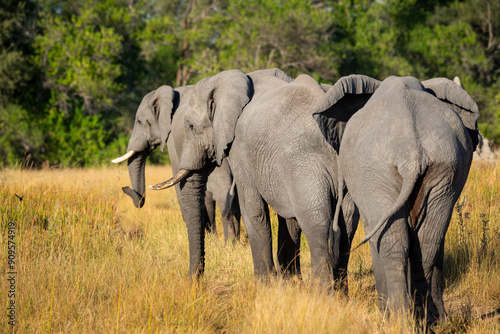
1;0;499;166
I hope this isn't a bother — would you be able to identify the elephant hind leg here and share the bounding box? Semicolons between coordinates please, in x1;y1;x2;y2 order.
411;186;457;324
367;208;411;316
294;208;332;289
288;178;334;289
277;216;302;278
334;192;360;294
236;177;275;278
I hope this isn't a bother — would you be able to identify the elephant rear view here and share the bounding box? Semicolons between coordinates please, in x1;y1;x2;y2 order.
314;76;479;323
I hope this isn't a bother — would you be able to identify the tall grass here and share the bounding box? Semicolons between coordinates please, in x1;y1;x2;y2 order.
1;161;499;333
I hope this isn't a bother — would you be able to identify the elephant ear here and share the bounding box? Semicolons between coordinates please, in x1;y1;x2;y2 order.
422;77;480;149
247;68;294;83
320;83;332;92
152;85;177;152
313;75;381;152
421;77;479;130
193;69;252;165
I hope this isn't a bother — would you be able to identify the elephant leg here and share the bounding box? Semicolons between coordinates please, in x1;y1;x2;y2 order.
221;191;241;244
289;179;333;289
204;190;217;235
229;199;241;242
334;192;360;294
368;208;411;316
277;216;302;278
295;207;332;288
411;188;456;324
369;240;388;308
411;233;447;325
431;245;446;322
237;180;275;278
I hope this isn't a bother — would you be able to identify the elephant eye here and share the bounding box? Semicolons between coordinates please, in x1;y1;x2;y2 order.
137;120;142;125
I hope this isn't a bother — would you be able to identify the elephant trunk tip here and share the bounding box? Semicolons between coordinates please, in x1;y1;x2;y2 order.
122;186;146;208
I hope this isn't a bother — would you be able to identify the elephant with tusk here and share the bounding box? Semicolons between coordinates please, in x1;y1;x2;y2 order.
150;69;379;289
113;68;304;278
112;84;242;278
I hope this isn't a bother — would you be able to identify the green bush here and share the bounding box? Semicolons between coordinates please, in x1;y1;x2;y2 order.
40;103;111;167
0;104;43;167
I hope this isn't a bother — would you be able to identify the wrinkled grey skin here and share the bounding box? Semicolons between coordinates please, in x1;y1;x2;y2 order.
175;69;380;288
204;159;241;241
314;76;479;323
120;84;241;278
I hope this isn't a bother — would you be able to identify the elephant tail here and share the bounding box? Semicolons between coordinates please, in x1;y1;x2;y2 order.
351;169;418;252
330;169;345;269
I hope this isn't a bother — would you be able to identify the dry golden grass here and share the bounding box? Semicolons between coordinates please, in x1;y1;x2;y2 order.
1;160;499;333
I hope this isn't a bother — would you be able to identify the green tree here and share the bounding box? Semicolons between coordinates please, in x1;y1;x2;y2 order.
0;104;43;166
34;3;123;114
41;102;110;166
414;0;500;143
190;0;342;82
0;0;35;105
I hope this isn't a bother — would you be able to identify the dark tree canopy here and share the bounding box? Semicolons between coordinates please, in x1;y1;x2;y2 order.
0;0;498;167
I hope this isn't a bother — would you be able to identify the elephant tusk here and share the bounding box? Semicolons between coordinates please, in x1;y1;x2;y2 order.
148;169;192;190
453;76;463;88
112;150;136;164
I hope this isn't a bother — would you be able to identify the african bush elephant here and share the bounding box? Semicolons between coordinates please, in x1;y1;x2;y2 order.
150;69;378;288
314;75;479;322
112;84;242;278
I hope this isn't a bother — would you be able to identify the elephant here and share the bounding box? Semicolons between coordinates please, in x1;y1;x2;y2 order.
112;84;242;278
204;159;241;242
313;75;479;322
149;69;379;289
113;68;305;278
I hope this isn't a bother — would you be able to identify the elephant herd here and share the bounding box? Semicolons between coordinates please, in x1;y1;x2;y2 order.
112;69;479;325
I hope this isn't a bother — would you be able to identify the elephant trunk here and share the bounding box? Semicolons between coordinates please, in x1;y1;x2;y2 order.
179;172;209;278
123;152;148;208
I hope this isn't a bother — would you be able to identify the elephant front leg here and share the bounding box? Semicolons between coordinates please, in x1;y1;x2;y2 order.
277;216;302;278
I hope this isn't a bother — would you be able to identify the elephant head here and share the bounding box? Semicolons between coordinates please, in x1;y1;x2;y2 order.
112;86;177;208
247;68;294;83
149;69;253;190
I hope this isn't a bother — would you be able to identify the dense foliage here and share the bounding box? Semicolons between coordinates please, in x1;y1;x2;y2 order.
1;0;499;167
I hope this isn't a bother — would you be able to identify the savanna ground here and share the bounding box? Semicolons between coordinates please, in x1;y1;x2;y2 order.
1;159;499;333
